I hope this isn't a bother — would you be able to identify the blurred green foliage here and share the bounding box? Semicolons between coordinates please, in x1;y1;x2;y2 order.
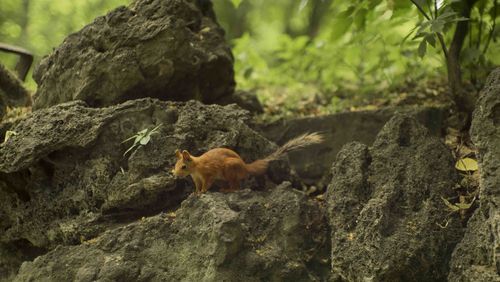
0;0;498;115
0;0;130;89
215;0;499;115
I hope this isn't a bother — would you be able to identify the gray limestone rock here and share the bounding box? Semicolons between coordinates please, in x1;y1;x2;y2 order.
0;99;289;280
13;184;329;282
326;115;463;281
260;106;449;187
32;0;234;109
448;68;500;282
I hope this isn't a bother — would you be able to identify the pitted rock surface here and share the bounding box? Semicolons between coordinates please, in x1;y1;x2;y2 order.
326;115;463;281
448;68;500;282
0;99;290;280
32;0;234;109
13;184;329;282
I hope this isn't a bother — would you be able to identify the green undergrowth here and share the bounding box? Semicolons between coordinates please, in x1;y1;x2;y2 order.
252;76;454;123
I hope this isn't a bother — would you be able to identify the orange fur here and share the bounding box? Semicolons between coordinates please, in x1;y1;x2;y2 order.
172;132;323;194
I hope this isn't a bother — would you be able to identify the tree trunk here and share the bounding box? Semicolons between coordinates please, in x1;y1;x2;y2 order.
447;0;478;115
306;0;333;38
17;0;31;47
285;0;333;39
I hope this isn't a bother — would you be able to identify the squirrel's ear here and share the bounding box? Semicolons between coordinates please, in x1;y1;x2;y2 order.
181;150;192;161
175;149;181;159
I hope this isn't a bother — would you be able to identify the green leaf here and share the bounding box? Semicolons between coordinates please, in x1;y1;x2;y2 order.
140;135;151;145
412;0;428;10
455;202;473;210
455;158;479;172
391;0;413;10
390;0;413;18
437;10;457;20
430;19;445;33
414;21;431;38
354;8;368;30
331;12;353;40
425;34;436;47
1;130;17;146
134;135;143;145
121;134;138;144
489;4;500;19
451;17;469;22
123;144;137;156
441;197;460;212
418;39;427;58
477;0;487;13
343;6;356;17
368;0;383;9
230;0;243;8
461;47;481;64
402;24;421;44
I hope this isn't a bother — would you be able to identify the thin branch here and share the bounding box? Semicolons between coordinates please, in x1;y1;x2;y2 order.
477;6;484;49
469;19;473;83
437;33;450;59
483;0;497;54
434;0;438;19
411;0;449;59
469;19;472;48
411;0;432;20
427;0;434;19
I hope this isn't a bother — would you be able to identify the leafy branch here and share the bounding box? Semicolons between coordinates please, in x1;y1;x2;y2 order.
483;0;498;54
410;0;470;59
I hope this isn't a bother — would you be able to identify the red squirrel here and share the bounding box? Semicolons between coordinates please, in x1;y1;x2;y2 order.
172;132;323;194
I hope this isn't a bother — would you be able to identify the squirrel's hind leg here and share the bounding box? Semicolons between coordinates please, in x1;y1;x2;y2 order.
221;158;247;192
228;179;241;192
220;178;240;193
201;176;214;193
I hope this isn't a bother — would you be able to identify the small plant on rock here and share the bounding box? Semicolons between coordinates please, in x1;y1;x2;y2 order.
0;130;17;146
122;124;162;156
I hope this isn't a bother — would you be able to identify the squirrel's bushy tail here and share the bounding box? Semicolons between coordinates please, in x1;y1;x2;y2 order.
245;132;324;176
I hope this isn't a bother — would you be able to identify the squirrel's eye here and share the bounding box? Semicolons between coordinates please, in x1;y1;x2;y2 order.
181;165;187;169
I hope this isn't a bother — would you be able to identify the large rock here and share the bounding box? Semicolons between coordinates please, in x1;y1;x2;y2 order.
217;89;264;114
32;0;234;109
448;68;500;281
326;115;463;281
14;184;330;282
0;99;289;280
260;106;448;186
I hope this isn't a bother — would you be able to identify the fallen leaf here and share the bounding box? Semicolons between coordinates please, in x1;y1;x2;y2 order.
441;197;460;212
455;158;479;172
457;145;475;157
